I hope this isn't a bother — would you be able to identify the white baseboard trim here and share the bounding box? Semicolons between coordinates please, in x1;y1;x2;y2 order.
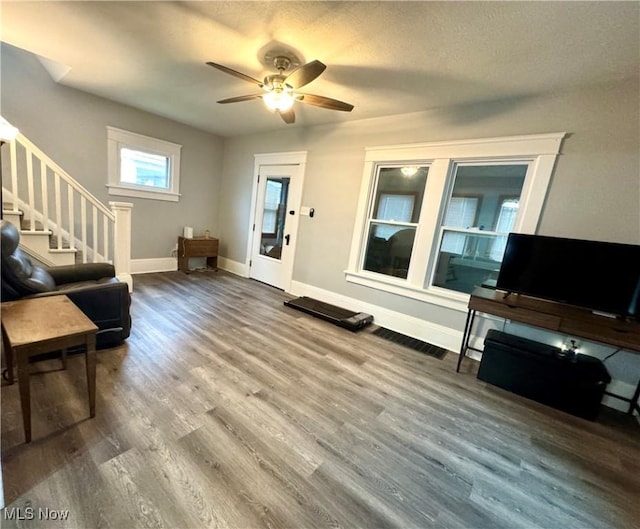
131;257;177;274
289;280;463;353
131;256;248;276
218;256;249;277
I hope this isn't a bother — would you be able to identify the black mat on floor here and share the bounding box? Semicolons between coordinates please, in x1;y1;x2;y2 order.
284;296;373;331
372;327;448;359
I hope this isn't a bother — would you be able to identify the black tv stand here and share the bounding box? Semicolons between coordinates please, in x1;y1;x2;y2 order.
458;286;640;415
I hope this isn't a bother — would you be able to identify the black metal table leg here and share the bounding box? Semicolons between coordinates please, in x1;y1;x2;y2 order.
629;377;640;415
457;308;476;372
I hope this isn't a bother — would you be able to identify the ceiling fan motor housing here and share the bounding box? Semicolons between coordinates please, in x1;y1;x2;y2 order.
273;56;292;72
263;74;291;92
263;48;302;71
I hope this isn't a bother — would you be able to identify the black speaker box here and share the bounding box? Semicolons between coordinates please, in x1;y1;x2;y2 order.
478;330;611;420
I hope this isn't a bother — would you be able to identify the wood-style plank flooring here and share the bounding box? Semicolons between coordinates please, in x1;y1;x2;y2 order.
1;271;639;528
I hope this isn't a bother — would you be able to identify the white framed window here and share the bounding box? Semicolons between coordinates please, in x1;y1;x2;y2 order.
362;166;429;278
346;133;566;311
107;126;182;202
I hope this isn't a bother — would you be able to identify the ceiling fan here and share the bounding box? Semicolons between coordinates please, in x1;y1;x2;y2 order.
206;54;354;124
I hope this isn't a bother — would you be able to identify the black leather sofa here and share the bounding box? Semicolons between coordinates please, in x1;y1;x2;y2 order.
1;220;131;348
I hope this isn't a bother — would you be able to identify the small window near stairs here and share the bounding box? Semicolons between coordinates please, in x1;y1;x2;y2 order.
106;126;182;202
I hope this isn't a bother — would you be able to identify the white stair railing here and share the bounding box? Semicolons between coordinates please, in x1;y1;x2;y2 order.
2;132;132;288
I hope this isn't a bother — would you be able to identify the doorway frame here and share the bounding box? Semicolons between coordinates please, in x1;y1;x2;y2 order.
245;151;307;292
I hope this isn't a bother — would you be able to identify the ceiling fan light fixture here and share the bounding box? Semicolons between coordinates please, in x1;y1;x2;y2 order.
263;89;295;112
207;54;353;124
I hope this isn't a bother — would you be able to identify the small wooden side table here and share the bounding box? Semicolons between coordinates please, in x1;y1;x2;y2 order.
1;295;98;442
178;236;219;273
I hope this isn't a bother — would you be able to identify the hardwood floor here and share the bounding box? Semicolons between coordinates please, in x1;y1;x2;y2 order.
1;270;639;528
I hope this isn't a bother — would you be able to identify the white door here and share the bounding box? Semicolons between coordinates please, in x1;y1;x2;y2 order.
249;163;303;290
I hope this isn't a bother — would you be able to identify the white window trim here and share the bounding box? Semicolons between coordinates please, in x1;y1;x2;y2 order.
107;126;182;202
345;132;566;312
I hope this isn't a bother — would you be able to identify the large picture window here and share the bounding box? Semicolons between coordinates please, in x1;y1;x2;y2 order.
346;133;566;310
107;127;182;202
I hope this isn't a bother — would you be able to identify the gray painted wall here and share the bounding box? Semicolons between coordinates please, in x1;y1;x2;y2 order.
1;43;223;260
219;77;640;385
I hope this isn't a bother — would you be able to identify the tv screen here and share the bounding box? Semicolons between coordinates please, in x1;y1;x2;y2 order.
496;234;640;318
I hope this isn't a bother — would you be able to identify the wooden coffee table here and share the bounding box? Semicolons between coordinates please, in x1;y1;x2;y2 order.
1;295;98;442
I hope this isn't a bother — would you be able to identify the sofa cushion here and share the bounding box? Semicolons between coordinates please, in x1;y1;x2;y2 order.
48;263;116;285
5;248;56;294
55;277;120;292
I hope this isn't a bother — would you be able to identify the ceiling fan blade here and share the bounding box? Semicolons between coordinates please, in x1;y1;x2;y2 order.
284;60;326;89
297;93;354;112
206;61;263;87
217;94;263;104
278;108;295;124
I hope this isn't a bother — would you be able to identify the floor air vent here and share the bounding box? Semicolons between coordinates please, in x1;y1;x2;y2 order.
372;327;448;359
284;296;373;331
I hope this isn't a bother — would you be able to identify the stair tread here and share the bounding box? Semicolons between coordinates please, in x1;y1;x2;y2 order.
19;227;78;252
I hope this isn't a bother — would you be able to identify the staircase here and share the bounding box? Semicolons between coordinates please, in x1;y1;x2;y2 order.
1;132;133;288
2;208;78;266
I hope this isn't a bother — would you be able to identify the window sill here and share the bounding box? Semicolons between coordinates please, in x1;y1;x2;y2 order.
344;270;470;312
107;184;180;202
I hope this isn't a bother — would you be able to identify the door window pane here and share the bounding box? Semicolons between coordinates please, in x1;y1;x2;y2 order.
363;166;428;279
262;179;283;236
260;177;289;260
431;164;527;293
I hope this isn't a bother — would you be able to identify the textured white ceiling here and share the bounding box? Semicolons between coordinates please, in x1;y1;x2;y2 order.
2;1;638;137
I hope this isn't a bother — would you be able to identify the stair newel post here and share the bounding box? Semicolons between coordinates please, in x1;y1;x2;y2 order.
109;201;133;292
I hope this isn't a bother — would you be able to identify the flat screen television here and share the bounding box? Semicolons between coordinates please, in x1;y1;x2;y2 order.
496;233;640;319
